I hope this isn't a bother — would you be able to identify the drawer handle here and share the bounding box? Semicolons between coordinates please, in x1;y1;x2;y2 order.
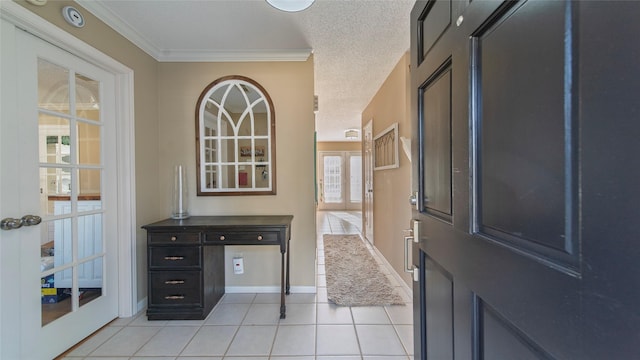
165;280;185;285
164;256;185;261
170;236;177;241
164;295;185;300
257;235;263;241
219;235;225;241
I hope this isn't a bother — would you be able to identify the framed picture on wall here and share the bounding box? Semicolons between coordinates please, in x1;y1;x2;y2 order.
240;146;266;157
240;146;252;157
373;122;399;170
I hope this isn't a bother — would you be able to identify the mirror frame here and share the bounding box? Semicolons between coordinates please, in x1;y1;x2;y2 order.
195;75;277;196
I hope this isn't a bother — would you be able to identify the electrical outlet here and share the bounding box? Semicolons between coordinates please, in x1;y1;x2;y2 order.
233;257;244;274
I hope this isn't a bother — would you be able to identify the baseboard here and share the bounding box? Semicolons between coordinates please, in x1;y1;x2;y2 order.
137;297;147;314
370;245;413;299
225;286;316;294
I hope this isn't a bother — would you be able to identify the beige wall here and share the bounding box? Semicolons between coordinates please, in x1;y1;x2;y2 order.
16;0;161;303
362;52;412;286
157;61;317;288
317;141;361;152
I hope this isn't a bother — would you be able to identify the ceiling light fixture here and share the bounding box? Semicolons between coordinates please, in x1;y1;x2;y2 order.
345;129;359;140
266;0;315;12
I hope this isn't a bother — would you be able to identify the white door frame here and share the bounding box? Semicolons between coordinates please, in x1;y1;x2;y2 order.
363;120;374;244
0;2;136;355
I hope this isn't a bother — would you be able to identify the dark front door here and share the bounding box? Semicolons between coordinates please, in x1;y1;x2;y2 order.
410;1;640;359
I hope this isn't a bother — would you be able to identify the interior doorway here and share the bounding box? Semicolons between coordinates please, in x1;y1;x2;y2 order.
317;151;362;211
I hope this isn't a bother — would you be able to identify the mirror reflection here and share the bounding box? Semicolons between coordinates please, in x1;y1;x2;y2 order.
196;76;276;195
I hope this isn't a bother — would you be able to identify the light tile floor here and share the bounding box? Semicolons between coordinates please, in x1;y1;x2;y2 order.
61;211;414;360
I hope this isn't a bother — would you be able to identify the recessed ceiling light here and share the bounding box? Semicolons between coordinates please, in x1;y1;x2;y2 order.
266;0;315;12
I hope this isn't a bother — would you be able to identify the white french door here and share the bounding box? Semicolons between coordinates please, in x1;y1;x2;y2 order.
318;151;362;210
0;27;119;359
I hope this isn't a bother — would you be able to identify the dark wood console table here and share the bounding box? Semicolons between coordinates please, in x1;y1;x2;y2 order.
142;215;293;320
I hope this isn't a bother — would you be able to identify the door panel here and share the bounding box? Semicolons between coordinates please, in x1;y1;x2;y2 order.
410;0;640;359
422;255;454;359
480;302;554;360
418;0;451;60
420;61;452;221
476;0;576;266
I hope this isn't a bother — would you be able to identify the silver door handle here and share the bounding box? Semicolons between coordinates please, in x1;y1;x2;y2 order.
1;215;42;230
1;218;23;230
22;215;42;226
405;238;421;282
403;223;420;273
409;192;428;210
403;230;414;273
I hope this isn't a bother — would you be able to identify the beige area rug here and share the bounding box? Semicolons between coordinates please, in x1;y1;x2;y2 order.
323;234;405;306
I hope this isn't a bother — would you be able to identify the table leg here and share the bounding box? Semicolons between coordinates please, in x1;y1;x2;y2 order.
280;251;286;319
286;237;291;295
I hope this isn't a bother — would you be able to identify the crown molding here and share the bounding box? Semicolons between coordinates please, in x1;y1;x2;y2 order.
75;0;311;62
75;0;163;59
157;49;312;62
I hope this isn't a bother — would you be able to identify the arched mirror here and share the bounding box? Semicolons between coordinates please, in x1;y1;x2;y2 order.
196;76;276;195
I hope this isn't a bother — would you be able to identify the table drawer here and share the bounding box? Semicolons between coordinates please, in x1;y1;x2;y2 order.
205;231;280;245
149;271;201;306
149;246;201;268
148;232;200;244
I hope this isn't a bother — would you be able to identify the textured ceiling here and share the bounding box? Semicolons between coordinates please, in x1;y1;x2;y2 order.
77;0;414;142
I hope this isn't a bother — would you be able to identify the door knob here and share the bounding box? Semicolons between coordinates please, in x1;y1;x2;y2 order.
1;218;23;230
409;192;428;210
409;192;420;210
22;215;42;226
1;215;42;230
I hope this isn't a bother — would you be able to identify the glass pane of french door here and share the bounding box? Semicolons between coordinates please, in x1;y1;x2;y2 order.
38;58;104;326
349;154;362;203
323;155;343;203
